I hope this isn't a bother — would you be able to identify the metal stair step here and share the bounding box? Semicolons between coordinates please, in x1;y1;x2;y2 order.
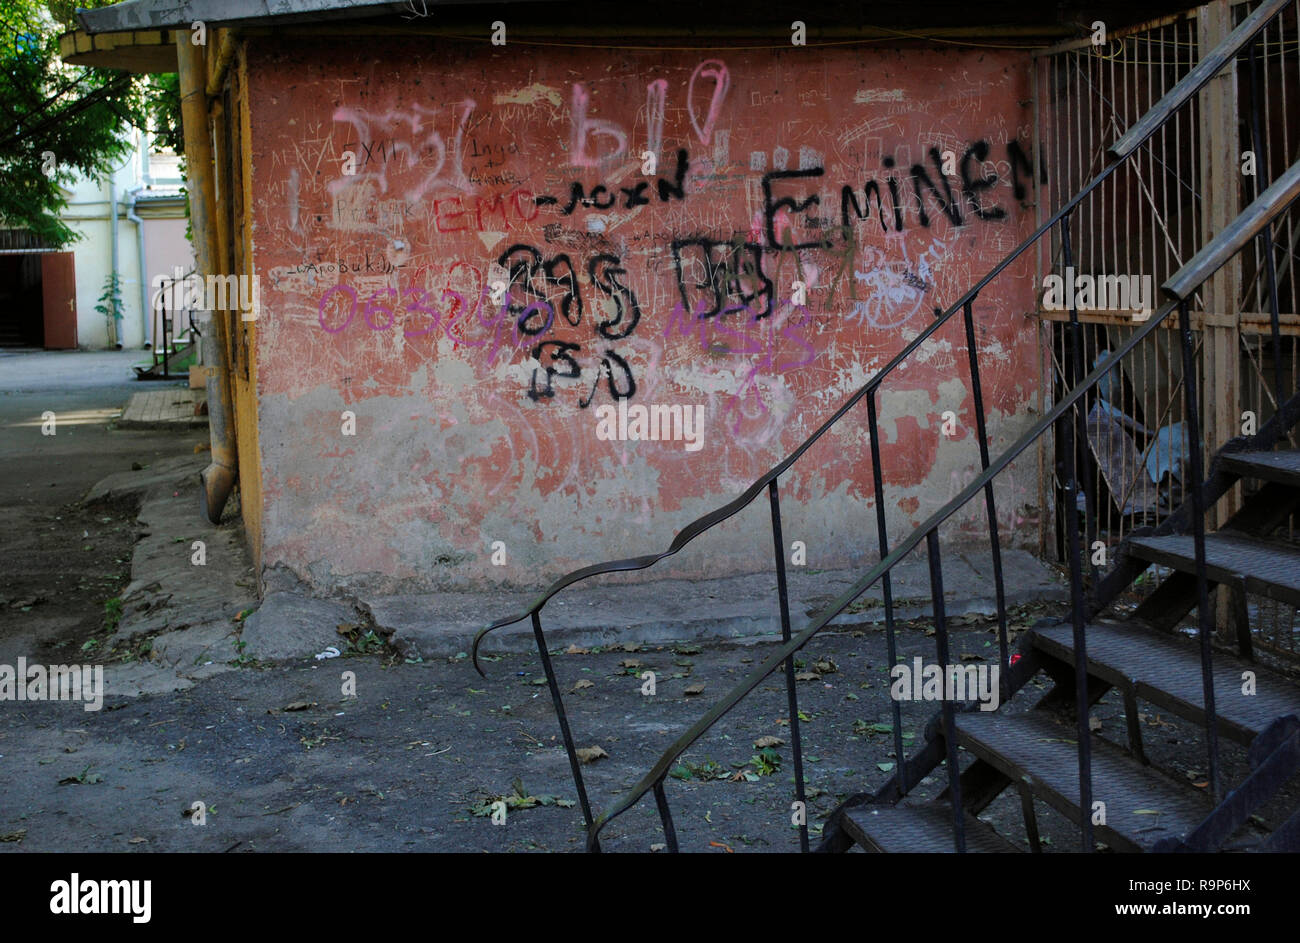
841;802;1021;853
1030;622;1300;746
1219;450;1300;487
954;711;1212;852
1128;532;1300;608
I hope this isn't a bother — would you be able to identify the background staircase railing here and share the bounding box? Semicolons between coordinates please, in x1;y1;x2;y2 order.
474;0;1300;852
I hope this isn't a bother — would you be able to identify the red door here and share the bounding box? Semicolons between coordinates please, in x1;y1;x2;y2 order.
41;252;77;349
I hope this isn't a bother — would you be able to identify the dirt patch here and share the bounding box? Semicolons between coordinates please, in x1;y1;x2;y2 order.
0;493;143;661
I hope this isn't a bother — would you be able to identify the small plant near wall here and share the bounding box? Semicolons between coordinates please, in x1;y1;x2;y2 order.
94;272;125;349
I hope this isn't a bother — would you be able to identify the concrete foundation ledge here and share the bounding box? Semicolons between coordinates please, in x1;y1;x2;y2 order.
359;548;1067;659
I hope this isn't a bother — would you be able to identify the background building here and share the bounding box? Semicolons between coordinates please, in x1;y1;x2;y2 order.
0;129;193;351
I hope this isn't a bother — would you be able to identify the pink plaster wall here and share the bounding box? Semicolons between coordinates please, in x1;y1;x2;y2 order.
247;38;1043;594
142;216;195;347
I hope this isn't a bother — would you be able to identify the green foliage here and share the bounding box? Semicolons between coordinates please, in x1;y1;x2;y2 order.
669;757;728;781
750;746;782;776
468;779;576;816
0;1;182;247
93;271;124;328
102;596;123;631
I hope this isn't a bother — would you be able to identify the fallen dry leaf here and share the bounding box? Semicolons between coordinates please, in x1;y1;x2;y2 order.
0;830;25;843
576;746;609;764
570;679;595;692
619;658;641;669
283;701;316;712
620;642;640;652
1088;716;1103;732
128;837;148;845
709;840;735;853
683;683;706;695
565;644;590;655
812;658;837;674
754;735;785;749
794;670;821;681
1140;712;1177;729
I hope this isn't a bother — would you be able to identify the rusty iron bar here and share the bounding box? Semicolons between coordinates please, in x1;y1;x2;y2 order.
1247;37;1286;415
652;779;678;853
867;389;909;796
962;296;1011;701
925;529;967;853
1058;210;1096;852
1058;214;1100;578
1177;298;1222;805
768;478;809;852
529;611;597;844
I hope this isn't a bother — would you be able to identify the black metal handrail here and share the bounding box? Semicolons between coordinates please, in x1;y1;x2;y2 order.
589;161;1300;850
474;0;1291;658
472;0;1296;852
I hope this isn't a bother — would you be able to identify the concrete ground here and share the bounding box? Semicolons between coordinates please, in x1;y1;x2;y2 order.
2;348;1135;854
0;349;204;674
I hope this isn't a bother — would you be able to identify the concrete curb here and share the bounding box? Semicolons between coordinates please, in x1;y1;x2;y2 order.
361;548;1068;658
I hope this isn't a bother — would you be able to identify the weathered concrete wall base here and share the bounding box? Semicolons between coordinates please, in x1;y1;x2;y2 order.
365;547;1066;658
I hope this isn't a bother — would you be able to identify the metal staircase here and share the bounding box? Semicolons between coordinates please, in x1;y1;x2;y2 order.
476;0;1300;853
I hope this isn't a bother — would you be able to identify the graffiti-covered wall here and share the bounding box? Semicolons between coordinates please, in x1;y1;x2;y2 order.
248;38;1044;594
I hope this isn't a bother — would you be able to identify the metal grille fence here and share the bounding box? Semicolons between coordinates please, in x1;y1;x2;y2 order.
1036;1;1300;662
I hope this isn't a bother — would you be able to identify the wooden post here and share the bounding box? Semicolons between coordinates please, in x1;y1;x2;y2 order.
1197;1;1242;633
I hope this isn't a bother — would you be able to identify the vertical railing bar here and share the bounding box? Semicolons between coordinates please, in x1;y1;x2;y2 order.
925;529;966;854
162;279;173;380
1283;3;1298;315
1059;210;1095;853
1060;212;1100;580
652;779;679;853
962;297;1011;701
1177;298;1222;806
1055;322;1068;563
157;280;166;372
1127;30;1137;289
530;611;597;837
767;478;809;853
1248;37;1286;418
1156;23;1168;274
867;390;909;797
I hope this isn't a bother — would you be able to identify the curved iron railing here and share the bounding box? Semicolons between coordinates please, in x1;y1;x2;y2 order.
472;0;1296;852
590;161;1300;851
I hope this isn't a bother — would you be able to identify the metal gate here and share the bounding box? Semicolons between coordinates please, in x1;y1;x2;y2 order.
1033;0;1300;661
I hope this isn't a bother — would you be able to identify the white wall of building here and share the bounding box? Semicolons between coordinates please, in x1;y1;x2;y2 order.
58;130;191;350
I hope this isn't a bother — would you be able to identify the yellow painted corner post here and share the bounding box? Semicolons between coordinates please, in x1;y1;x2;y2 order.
233;41;264;571
177;31;239;523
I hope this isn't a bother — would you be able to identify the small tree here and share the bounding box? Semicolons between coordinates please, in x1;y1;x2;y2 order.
93;271;124;348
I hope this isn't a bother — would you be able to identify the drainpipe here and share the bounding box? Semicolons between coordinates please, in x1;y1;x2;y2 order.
205;30;239;98
141;126;153;189
125;185;149;349
178;33;237;524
